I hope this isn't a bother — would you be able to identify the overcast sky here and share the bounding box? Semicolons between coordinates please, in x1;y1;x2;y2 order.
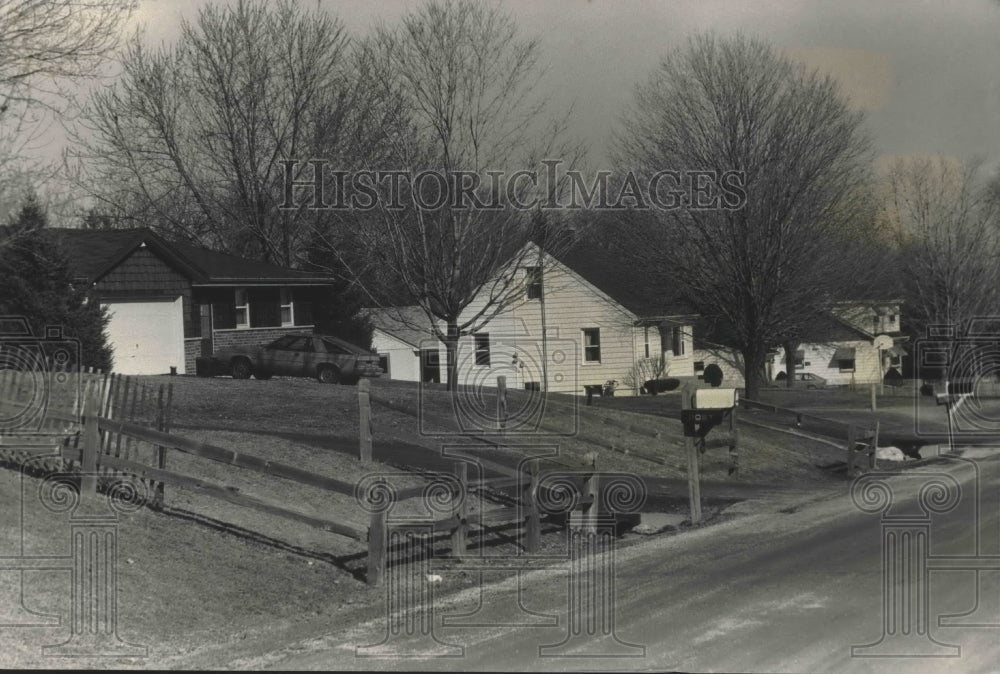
127;0;1000;172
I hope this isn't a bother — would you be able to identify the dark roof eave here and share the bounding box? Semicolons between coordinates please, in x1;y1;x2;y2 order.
192;278;335;286
634;314;701;325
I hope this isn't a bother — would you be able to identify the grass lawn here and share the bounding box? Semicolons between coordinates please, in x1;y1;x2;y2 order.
0;373;866;667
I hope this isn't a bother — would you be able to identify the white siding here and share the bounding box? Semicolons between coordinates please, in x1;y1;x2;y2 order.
509;257;637;395
371;330;419;382
795;340;882;386
454;249;697;396
371;329;448;384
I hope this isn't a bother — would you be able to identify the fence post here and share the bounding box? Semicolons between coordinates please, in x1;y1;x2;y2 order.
358;378;373;462
496;375;507;433
582;455;599;535
525;459;540;553
154;384;172;508
686;434;702;524
452;461;468;558
368;507;387;587
728;406;740;477
81;389;100;498
869;421;880;470
870;383;877;411
845;425;858;477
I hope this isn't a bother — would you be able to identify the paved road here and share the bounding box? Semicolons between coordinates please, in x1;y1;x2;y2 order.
260;449;1000;672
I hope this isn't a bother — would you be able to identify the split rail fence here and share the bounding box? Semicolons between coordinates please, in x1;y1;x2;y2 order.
740;397;880;476
0;370;646;587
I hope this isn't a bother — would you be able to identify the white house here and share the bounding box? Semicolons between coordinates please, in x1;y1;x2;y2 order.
784;302;907;387
447;241;696;396
367;306;448;384
367;240;697;396
692;301;908;388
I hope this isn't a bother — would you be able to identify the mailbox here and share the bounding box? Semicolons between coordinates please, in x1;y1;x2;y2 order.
692;387;738;410
681;385;738;434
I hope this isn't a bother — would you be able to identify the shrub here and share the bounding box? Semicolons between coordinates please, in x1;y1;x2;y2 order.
0;197;112;371
622;355;667;392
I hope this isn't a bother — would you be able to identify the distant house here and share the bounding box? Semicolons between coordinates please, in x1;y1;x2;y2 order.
783;301;907;387
50;228;333;375
693;301;908;388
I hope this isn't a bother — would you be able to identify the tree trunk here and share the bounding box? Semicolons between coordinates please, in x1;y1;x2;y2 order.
783;340;800;388
445;321;459;393
742;345;767;400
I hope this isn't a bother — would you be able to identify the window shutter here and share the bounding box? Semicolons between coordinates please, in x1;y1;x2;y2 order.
249;288;281;328
212;301;237;330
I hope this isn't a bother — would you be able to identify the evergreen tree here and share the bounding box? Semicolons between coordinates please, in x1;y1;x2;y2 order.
0;196;113;371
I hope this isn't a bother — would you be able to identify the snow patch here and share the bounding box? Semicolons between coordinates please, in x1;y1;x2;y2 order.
876;446;906;461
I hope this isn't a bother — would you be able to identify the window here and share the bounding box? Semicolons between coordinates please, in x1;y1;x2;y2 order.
474;333;490;366
235;288;249;328
583;328;601;363
378;355;390;378
280;288;295;326
524;381;540;391
284;336;313;352
321;338;351;354
671;327;685;356
526;266;543;300
644;327;650;358
694;360;705;380
267;335;297;350
839;359;856;373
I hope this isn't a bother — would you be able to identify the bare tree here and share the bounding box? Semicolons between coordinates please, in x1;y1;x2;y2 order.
0;0;134;110
323;0;580;391
68;0;396;266
0;0;134;226
616;33;883;398
884;155;1000;382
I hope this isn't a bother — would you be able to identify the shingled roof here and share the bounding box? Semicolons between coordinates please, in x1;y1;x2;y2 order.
43;227;331;285
543;223;695;320
365;306;440;347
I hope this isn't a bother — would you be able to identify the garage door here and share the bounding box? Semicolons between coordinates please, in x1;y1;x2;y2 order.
103;298;185;375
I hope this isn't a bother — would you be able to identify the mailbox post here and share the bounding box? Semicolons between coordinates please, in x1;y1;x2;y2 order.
680;383;739;525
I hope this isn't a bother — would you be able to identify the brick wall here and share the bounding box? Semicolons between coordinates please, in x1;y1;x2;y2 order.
184;338;201;373
212;327;312;352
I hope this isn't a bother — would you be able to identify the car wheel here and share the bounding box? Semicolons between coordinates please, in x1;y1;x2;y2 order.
255;370;272;380
317;366;340;384
231;358;253;380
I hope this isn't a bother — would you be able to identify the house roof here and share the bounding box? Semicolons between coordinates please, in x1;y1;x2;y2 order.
365;306;440;348
543;229;694;319
43;227;332;286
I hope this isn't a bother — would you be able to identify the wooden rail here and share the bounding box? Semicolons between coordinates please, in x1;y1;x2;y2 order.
740;397;879;476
